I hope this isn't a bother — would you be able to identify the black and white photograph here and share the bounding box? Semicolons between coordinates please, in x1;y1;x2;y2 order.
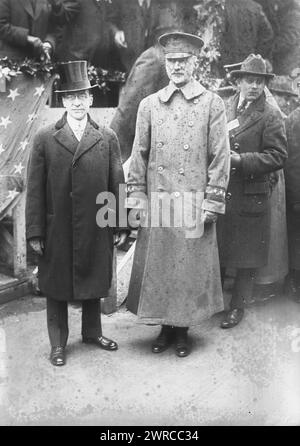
0;0;300;427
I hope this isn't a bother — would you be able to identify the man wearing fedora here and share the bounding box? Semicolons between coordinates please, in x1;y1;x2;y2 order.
26;60;128;366
217;54;287;329
126;32;230;357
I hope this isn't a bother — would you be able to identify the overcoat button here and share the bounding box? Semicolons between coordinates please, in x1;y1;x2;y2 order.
179;168;184;175
174;192;180;198
226;192;232;200
158;166;164;172
157;142;163;149
183;144;189;150
193;98;199;104
158;119;163;125
188;121;194;127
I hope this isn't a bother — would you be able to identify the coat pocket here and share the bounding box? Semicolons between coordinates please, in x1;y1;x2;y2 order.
239;193;268;217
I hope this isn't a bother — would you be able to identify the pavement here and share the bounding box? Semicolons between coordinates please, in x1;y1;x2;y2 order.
0;290;300;426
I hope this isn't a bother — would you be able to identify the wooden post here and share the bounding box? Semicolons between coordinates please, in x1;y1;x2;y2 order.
12;192;27;278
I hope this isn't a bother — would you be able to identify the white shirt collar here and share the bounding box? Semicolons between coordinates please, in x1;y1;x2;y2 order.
67;114;87;140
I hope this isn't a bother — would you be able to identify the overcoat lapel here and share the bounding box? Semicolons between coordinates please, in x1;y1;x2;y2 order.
229;93;265;137
54;122;79;156
73;121;103;164
22;0;34;17
33;0;45;19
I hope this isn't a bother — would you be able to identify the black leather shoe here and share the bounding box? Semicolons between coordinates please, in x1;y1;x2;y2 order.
50;346;66;366
174;329;190;358
152;326;174;353
82;336;118;351
220;308;244;329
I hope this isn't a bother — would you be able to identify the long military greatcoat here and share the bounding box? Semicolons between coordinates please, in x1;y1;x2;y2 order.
217;92;287;269
126;79;230;327
26;113;125;301
285;106;300;269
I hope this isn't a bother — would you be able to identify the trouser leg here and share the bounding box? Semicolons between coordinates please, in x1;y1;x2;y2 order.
220;267;226;289
230;268;257;309
46;298;69;347
81;299;102;339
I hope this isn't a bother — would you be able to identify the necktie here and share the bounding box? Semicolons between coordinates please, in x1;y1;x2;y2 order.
236;99;248;117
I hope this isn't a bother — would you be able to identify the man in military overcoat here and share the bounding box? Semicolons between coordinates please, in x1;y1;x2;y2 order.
26;60;128;366
126;32;230;357
217;54;287;328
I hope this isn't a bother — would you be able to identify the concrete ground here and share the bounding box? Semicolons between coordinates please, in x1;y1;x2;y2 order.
0;291;300;426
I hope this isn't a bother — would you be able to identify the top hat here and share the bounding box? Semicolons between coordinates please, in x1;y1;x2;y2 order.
158;32;204;59
55;60;97;93
230;54;274;79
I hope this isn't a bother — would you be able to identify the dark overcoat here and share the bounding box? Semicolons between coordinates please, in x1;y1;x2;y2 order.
55;0;117;68
0;0;56;60
285;106;300;269
217;92;287;269
26;113;125;301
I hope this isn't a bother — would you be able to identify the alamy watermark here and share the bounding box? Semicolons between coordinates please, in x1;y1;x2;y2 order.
95;184;207;239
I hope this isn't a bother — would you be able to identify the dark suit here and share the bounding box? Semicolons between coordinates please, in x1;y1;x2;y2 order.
26;112;125;346
55;0;118;68
217;92;287;307
0;0;55;59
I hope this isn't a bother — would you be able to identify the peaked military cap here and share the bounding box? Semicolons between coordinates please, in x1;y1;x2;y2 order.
158;32;204;59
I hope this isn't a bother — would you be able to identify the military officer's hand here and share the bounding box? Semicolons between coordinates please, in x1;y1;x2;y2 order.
230;151;242;168
202;210;218;224
29;237;44;256
114;231;129;248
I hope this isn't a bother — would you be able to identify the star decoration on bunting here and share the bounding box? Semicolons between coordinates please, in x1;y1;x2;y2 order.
0;115;12;129
34;85;45;97
7;189;19;201
7;88;20;101
0;144;5;154
18;140;29;151
14;163;24;175
27;113;37;124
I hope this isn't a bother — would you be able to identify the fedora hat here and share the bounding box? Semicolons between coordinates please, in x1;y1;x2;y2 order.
230;54;274;79
158;32;204;59
55;60;98;93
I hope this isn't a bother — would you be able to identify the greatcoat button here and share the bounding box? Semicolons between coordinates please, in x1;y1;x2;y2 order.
188;121;194;127
183;144;189;150
157;119;163;125
174;192;180;198
157;142;163;149
193;98;199;104
158;166;164;172
179;168;184;175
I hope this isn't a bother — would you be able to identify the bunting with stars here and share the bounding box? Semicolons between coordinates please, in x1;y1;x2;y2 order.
0;73;54;220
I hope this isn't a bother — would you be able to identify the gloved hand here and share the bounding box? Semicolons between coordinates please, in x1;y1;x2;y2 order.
202;210;218;223
40;42;52;62
114;231;129;248
230;151;242;168
114;30;127;48
29;237;45;256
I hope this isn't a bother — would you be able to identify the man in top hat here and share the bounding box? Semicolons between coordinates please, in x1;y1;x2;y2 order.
26;60;128;366
126;32;230;357
217;54;287;328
